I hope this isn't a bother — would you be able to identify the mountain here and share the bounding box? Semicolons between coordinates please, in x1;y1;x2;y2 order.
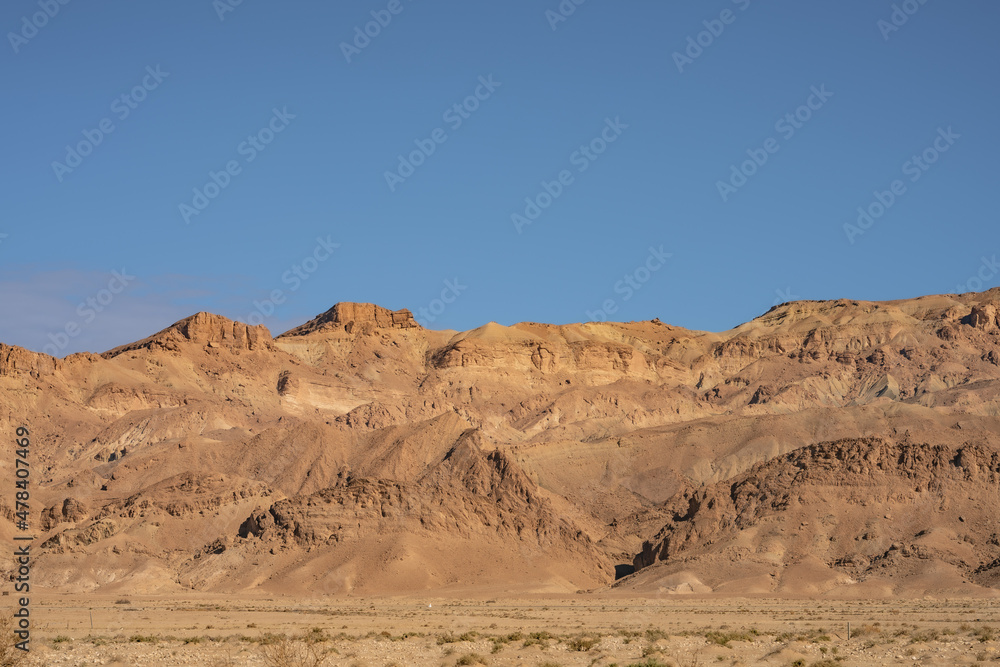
2;291;1000;597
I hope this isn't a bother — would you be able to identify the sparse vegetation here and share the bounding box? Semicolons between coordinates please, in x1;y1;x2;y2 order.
3;599;992;665
259;635;331;667
645;627;670;642
303;627;330;644
522;631;555;649
0;616;26;667
438;631;479;645
624;659;672;667
848;623;881;638
566;634;599;651
703;629;757;647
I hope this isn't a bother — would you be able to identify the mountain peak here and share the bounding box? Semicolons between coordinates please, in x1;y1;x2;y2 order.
279;302;420;337
103;311;272;358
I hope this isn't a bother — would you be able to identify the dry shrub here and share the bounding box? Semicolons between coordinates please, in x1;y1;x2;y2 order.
0;615;26;667
259;635;330;667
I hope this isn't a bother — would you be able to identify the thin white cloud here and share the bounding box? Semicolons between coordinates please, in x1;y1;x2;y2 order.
0;268;195;356
0;268;321;356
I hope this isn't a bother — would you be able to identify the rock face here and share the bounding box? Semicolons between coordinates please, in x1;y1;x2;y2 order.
40;498;88;531
175;312;273;349
966;302;999;332
0;343;61;377
103;312;272;357
281;302;419;336
630;438;1000;594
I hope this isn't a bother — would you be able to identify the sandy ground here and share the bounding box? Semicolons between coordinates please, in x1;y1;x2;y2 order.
14;593;1000;666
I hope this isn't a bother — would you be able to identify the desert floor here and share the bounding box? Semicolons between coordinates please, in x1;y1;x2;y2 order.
13;593;1000;666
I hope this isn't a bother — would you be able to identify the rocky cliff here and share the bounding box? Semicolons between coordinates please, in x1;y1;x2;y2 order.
280;302;419;336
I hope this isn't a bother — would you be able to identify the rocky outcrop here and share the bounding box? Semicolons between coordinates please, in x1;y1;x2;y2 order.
633;438;1000;583
235;430;610;576
108;474;271;519
0;343;58;376
336;401;405;430
103;312;272;357
175;312;272;349
280;302;419;337
238;506;276;538
40;518;119;550
965;303;999;332
40;498;88;531
429;338;652;377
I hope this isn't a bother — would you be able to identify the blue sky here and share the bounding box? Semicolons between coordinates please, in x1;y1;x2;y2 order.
1;0;998;356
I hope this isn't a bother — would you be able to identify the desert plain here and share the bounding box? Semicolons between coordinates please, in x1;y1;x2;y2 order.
14;594;1000;666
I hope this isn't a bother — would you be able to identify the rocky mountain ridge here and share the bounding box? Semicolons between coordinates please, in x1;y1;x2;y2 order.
1;288;999;596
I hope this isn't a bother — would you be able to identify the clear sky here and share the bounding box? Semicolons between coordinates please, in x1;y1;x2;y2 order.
2;1;998;356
